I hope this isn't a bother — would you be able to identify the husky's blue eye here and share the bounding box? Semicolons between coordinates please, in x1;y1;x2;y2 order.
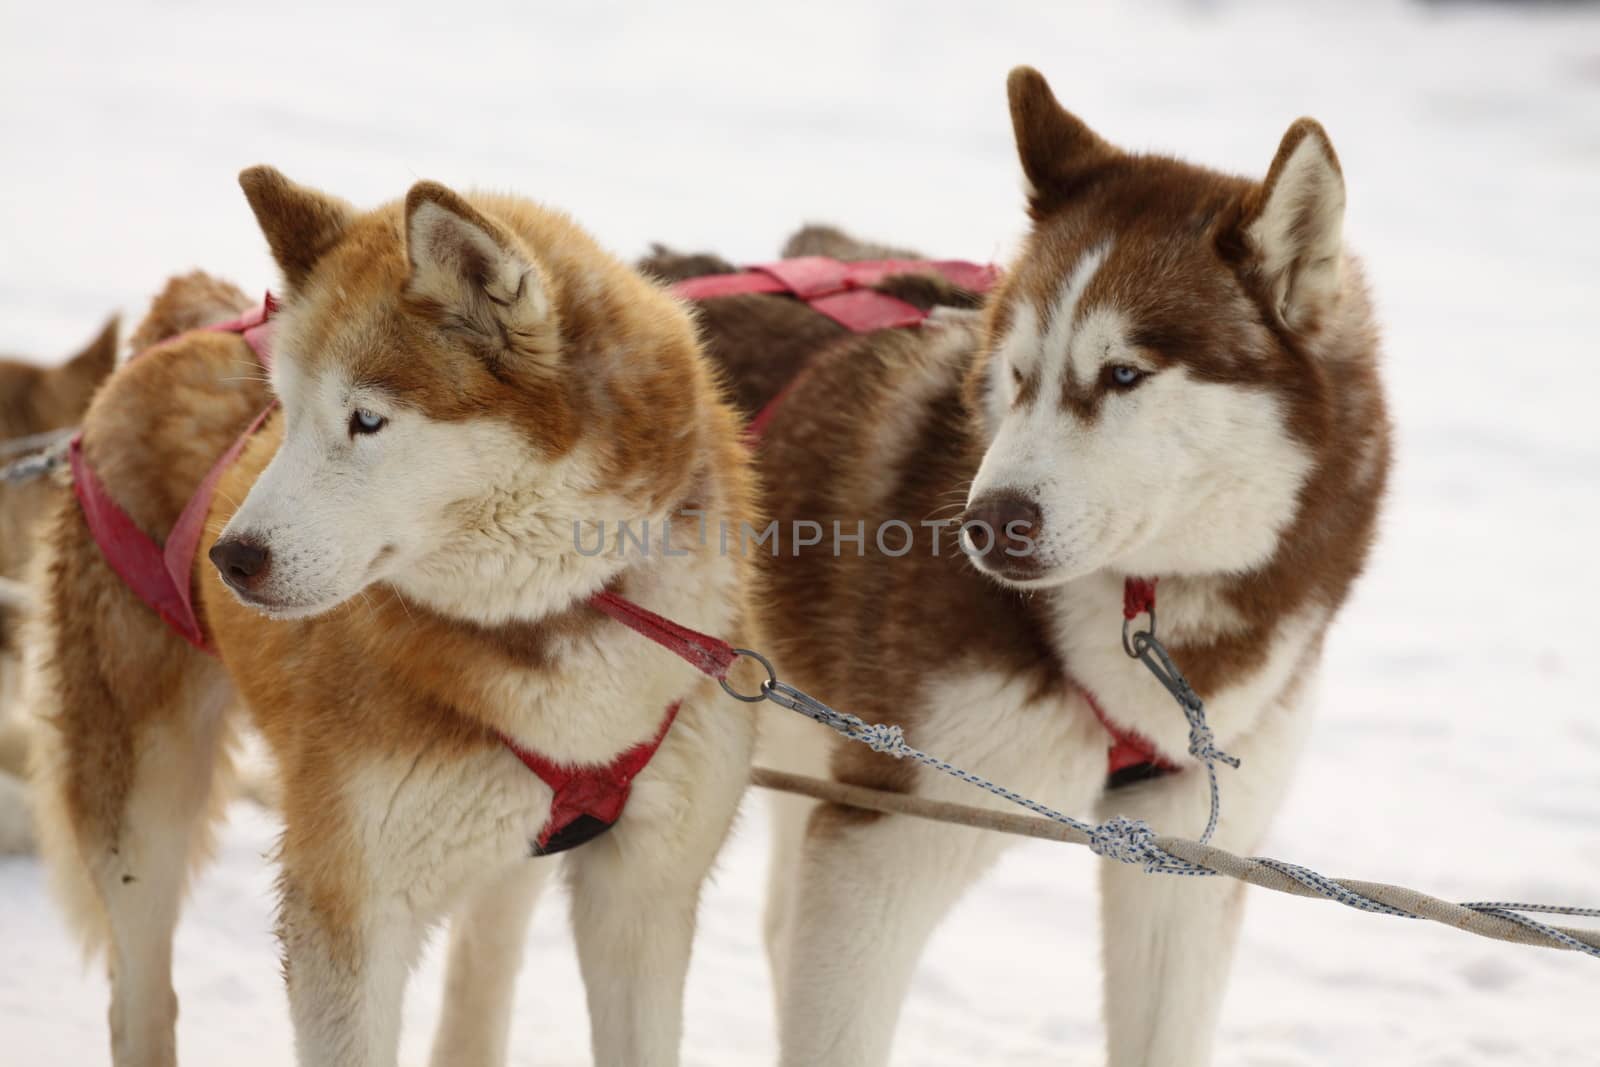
1107;364;1146;389
349;408;387;436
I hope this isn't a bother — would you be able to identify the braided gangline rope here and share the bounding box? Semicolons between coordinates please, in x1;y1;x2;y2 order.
1123;628;1239;844
749;765;1600;959
760;675;1219;876
0;429;73;483
0;426;77;459
740;627;1600;959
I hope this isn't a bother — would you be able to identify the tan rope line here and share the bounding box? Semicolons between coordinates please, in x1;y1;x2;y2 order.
750;766;1600;956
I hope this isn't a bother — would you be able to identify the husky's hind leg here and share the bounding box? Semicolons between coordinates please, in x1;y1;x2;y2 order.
428;859;553;1067
28;524;238;1067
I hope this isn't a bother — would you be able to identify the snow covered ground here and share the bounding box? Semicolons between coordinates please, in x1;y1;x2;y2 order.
3;0;1599;1063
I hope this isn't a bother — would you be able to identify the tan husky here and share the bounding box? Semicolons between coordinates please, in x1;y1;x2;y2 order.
26;171;759;1066
0;319;119;850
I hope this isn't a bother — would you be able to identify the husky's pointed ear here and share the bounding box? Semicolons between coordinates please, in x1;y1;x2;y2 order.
1007;66;1117;213
238;166;355;293
1242;119;1346;333
403;181;556;366
65;315;119;384
47;316;118;411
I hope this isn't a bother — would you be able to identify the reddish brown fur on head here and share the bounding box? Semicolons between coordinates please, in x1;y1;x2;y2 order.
995;66;1351;373
214;167;745;623
238;167;356;295
959;66;1387;624
235;167;693;463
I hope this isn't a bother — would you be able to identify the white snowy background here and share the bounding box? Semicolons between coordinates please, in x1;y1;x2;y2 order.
3;0;1599;1063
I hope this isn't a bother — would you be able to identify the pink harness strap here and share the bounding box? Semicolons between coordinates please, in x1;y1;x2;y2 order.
588;590;738;680
211;296;278;369
70;297;279;652
670;256;1000;334
675;256;1001;439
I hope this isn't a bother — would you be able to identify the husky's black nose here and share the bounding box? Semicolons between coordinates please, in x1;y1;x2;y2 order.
210;537;272;592
962;491;1043;573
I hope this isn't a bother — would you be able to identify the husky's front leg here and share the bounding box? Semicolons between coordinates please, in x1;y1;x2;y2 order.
776;801;1018;1066
774;692;1109;1067
276;853;422;1067
272;764;465;1067
564;697;753;1067
276;748;542;1067
1097;695;1311;1067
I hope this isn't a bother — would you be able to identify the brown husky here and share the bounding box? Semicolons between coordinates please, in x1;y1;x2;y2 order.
27;172;760;1066
659;66;1391;1067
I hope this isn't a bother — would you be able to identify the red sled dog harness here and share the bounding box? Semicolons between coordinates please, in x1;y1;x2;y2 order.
672;259;1178;785
1092;579;1179;785
673;256;1002;438
670;255;1001;332
67;299;729;857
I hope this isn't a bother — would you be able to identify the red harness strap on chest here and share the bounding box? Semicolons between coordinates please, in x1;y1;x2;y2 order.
1085;577;1179;781
498;592;736;854
500;592;736;854
498;701;683;855
1083;687;1177;779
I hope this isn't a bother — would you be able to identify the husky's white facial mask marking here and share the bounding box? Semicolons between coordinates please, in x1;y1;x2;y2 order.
965;244;1313;587
214;357;527;620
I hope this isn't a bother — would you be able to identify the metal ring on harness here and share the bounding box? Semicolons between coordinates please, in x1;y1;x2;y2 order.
719;647;777;703
1122;604;1156;659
